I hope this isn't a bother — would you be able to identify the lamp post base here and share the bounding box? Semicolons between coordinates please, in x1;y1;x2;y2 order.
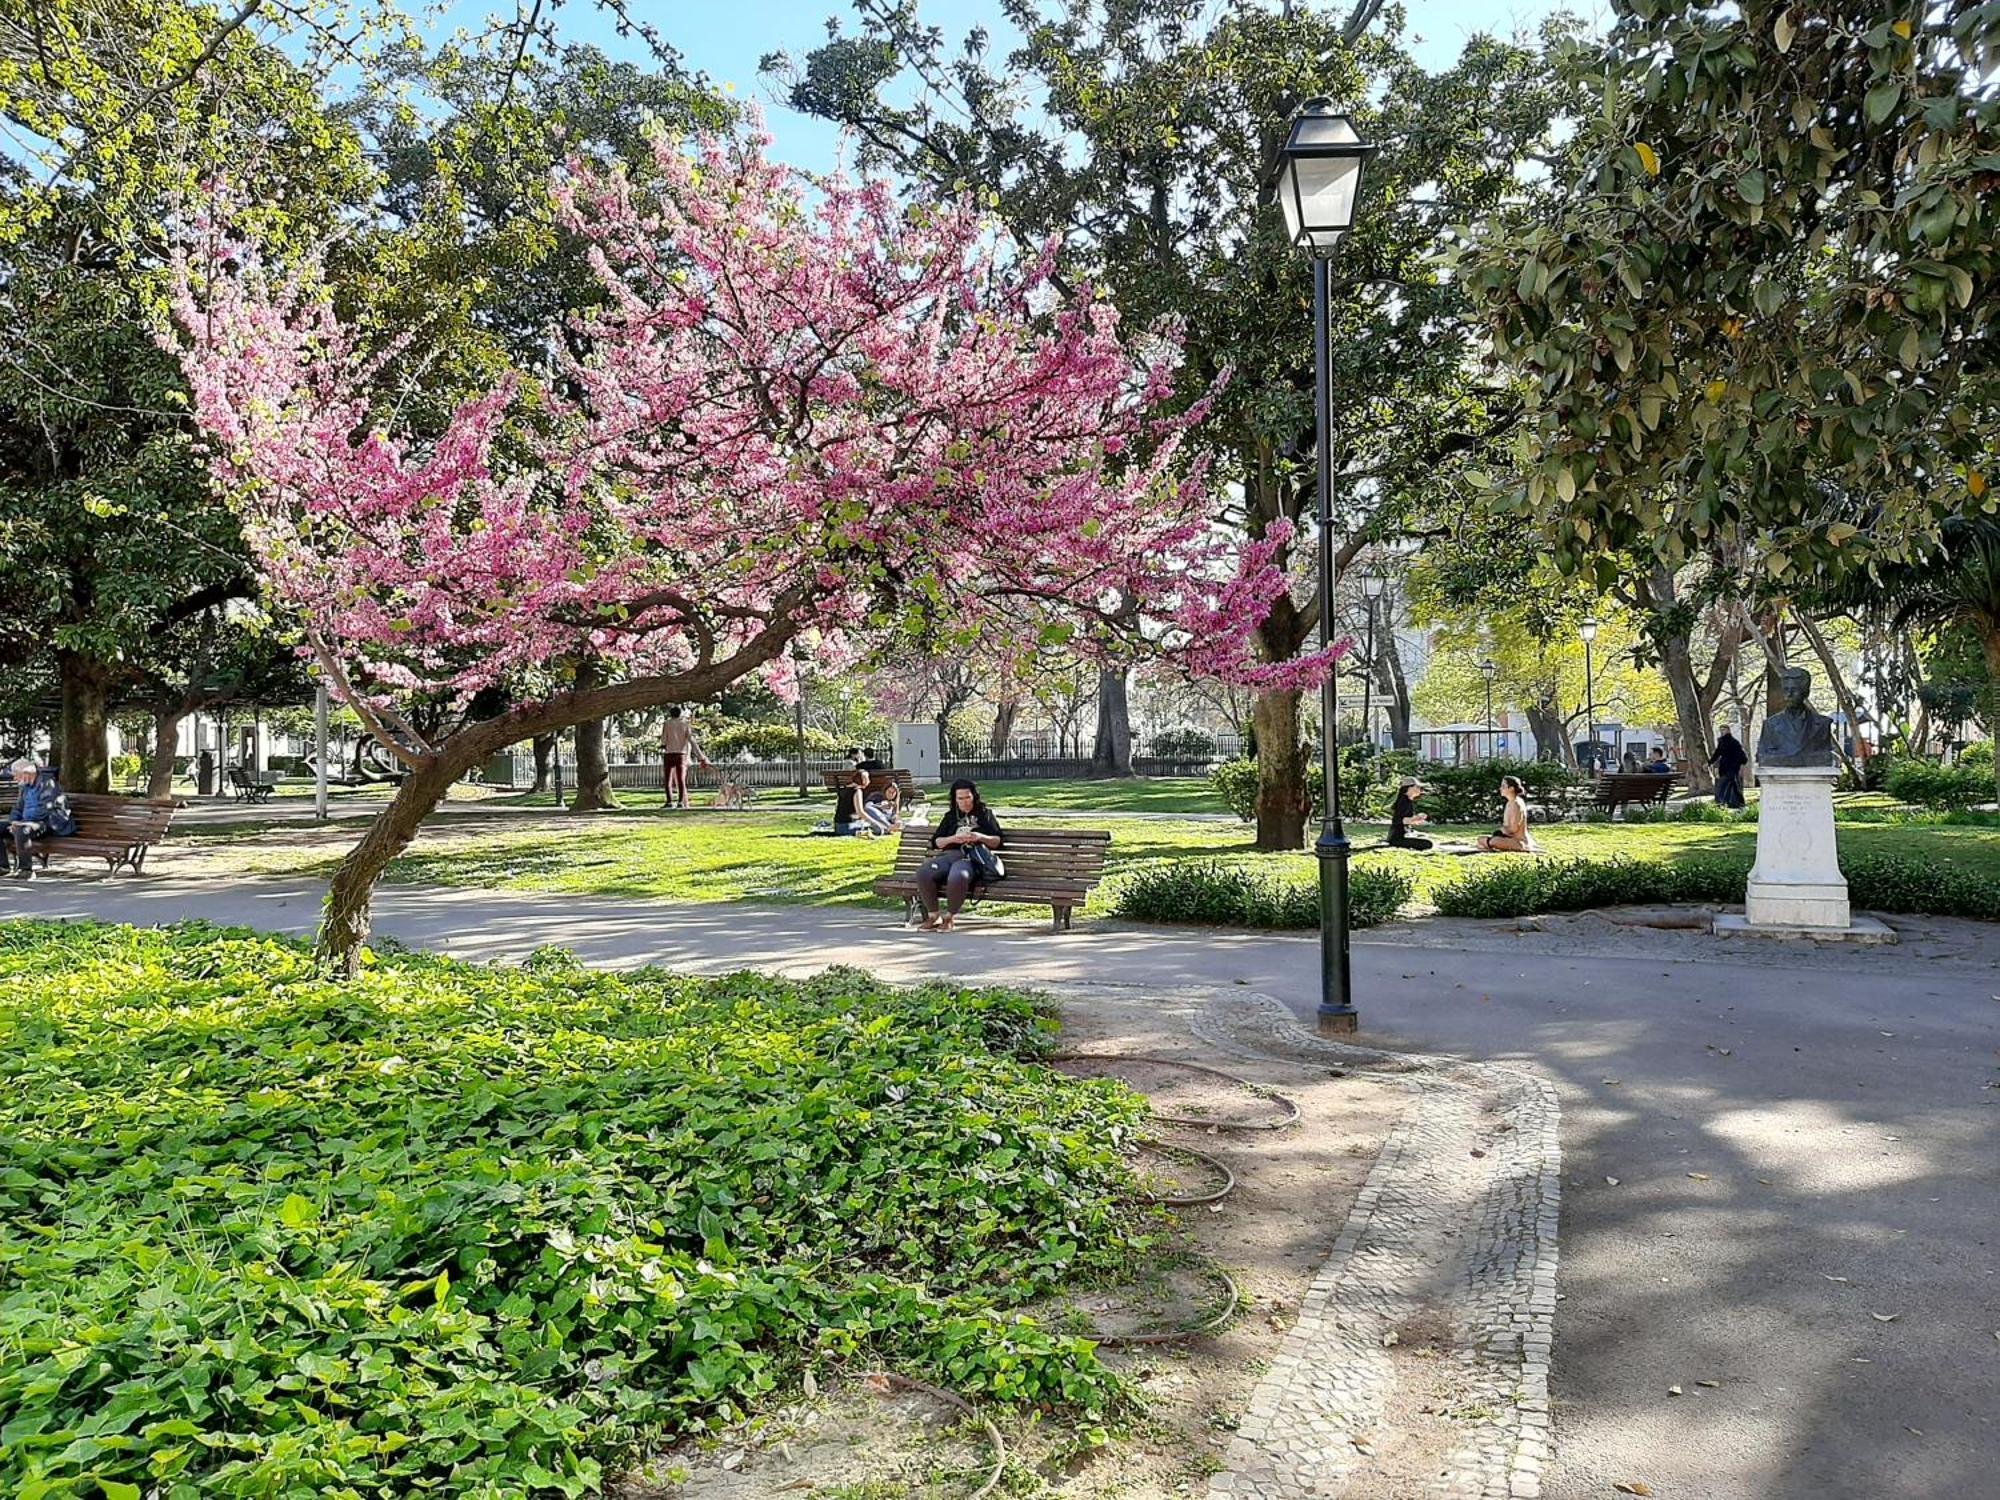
1315;1007;1359;1036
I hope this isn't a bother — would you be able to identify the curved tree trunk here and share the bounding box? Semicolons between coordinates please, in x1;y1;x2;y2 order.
530;733;556;791
1252;688;1308;850
1089;667;1133;776
1377;631;1413;749
148;707;181;799
1977;618;2000;805
568;662;619;811
1659;634;1717;794
319;756;465;974
1526;699;1569;765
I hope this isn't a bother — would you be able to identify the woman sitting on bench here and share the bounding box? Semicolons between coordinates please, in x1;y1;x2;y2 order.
915;778;1004;931
861;774;903;834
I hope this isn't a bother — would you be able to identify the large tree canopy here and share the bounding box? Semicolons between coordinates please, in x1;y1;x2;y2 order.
1456;0;1999;585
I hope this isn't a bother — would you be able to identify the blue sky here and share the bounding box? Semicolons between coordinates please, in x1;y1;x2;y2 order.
423;1;1603;174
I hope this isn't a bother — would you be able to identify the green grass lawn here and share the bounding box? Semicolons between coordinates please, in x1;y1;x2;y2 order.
931;776;1221;814
211;804;2000;921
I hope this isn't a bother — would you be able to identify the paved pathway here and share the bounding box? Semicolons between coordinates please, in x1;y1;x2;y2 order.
7;876;1996;1500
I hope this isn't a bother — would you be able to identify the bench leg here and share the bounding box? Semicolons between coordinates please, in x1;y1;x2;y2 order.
1053;905;1071;933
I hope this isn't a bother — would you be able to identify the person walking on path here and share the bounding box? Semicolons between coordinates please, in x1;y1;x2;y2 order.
1709;726;1748;808
659;708;707;809
914;778;1004;931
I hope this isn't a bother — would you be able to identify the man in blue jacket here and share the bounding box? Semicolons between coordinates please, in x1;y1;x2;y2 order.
5;760;54;880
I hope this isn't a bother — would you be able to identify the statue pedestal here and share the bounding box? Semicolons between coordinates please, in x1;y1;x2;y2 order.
1744;765;1848;928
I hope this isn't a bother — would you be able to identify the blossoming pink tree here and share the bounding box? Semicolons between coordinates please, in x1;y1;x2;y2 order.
174;128;1326;969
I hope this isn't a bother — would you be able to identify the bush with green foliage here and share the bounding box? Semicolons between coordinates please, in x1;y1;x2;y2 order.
1209;752;1586;825
1431;850;1999;922
0;923;1151;1497
1112;858;1413;929
1960;740;1993;770
1147;727;1218;761
1882;756;1988;811
697;716;844;760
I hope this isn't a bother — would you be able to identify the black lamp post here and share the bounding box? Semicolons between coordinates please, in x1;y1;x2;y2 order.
1277;98;1378;1036
1480;659;1497;760
1580;616;1599;772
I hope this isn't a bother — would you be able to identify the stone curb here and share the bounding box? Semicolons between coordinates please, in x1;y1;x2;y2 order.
1191;992;1562;1500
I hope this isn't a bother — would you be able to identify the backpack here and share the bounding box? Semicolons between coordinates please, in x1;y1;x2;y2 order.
42;781;78;837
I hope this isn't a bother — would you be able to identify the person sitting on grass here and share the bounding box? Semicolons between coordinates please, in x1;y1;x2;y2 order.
831;770;876;837
1475;775;1537;854
1387;778;1433;851
914;778;1004;931
861;774;903;834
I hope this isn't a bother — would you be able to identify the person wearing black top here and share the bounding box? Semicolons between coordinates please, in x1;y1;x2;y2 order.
1387;778;1433;851
1709;727;1748;808
831;771;873;836
915;778;1004;930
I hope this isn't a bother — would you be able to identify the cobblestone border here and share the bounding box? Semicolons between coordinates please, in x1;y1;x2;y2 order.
1192;992;1562;1500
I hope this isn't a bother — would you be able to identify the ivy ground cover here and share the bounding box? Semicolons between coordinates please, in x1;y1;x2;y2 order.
0;921;1149;1498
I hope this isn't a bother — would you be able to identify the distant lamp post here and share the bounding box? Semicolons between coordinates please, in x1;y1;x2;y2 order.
1277;97;1378;1037
1360;572;1387;749
1579;617;1600;771
1479;659;1498;761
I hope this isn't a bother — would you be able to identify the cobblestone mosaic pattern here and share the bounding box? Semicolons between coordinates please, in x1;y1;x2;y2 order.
1193;994;1562;1500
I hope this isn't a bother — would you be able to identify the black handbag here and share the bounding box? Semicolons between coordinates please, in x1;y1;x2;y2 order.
965;841;1006;882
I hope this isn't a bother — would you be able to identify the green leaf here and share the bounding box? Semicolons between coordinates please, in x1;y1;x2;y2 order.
277;1192;318;1229
1736;169;1767;206
98;1482;141;1500
1774;13;1796;53
1864;80;1902;125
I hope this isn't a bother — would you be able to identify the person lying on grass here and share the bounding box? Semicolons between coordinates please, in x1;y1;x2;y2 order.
1476;775;1538;854
915;778;1005;931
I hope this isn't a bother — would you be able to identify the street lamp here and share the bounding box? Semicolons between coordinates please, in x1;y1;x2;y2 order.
1579;616;1600;772
1479;659;1497;760
1360;572;1386;750
1277;98;1378;1037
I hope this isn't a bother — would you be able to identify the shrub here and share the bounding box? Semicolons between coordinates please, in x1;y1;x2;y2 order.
1960;740;1993;769
1432;854;1751;918
107;751;144;783
1112;858;1413;929
1208;749;1561;825
1396;758;1591;824
699;716;843;760
1149;727;1217;761
0;922;1151;1496
1843;852;2000;920
1883;756;1988;811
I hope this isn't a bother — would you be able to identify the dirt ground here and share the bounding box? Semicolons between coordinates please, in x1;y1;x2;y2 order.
621;990;1411;1499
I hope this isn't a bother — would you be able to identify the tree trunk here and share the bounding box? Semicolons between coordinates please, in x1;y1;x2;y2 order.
1526;699;1570;765
1377;633;1413;749
530;733;556;791
988;695;1021;758
319;756;463;974
1658;634;1717;794
1979;619;2000;805
567;662;619;811
148;707;181;799
57;650;112;792
1252;688;1309;850
1088;667;1133;775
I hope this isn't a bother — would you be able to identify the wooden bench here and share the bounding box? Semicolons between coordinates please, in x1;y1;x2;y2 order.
1593;772;1681;816
873;825;1110;931
822;767;921;804
226;766;275;803
24;793;176;874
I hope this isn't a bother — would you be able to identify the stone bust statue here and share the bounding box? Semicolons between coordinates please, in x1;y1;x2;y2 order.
1756;668;1836;767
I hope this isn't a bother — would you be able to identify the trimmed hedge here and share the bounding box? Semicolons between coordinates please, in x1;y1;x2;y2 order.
1431;850;2000;922
1883;757;1990;811
1209;752;1588;825
1112;858;1414;930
